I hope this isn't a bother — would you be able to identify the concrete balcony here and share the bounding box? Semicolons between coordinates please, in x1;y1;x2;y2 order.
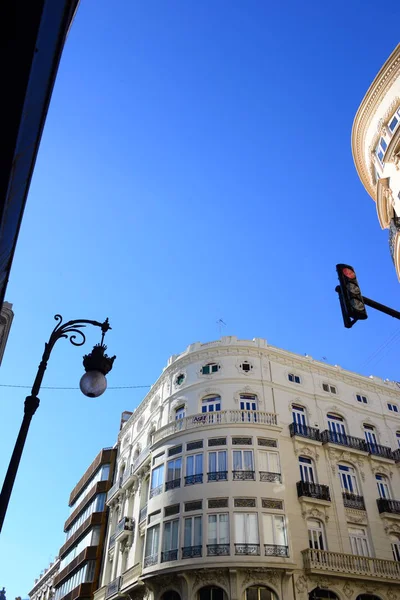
302;548;400;582
152;410;279;445
115;516;134;541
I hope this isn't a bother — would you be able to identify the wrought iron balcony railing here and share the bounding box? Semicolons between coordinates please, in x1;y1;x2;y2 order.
259;471;282;483
232;470;255;481
290;422;321;442
161;549;178;562
207;543;230;556
264;544;289;557
297;480;331;502
182;545;202;559
108;532;117;550
393;449;400;463
234;543;260;555
105;576;122;599
165;478;181;491
342;492;365;511
302;548;400;581
139;504;147;523
208;471;228;482
321;430;368;452
143;554;158;568
377;498;400;514
115;516;134;538
184;474;203;485
367;444;394;460
149;484;163;498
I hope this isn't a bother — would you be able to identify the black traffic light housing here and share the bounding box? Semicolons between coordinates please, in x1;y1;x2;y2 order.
336;264;368;328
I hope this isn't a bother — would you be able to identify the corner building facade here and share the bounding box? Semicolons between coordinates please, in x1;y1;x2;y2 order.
96;337;400;600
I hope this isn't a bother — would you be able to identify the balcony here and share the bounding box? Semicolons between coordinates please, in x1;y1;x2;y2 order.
182;545;202;559
165;478;181;491
302;548;400;581
208;471;228;482
321;430;367;452
393;449;400;463
232;470;255;481
149;484;163;498
234;543;260;555
143;554;158;568
139;504;147;523
297;481;331;502
207;544;230;556
184;474;203;485
105;576;122;599
115;516;134;540
389;216;400;273
264;544;289;557
259;471;281;483
289;423;321;442
377;498;400;515
109;532;117;549
131;445;151;473
342;493;365;511
106;477;123;503
152;410;279;445
161;549;178;562
367;443;394;460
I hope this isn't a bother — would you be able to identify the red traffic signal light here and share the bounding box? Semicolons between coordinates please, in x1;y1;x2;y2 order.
336;264;367;328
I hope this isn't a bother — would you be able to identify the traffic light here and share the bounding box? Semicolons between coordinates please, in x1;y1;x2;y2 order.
336;264;368;328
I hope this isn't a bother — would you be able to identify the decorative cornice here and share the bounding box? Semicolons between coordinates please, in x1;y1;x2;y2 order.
352;44;400;199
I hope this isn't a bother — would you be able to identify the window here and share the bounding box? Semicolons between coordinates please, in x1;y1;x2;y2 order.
308;519;325;551
184;516;202;548
288;373;301;384
338;464;359;494
148;510;161;525
299;457;315;483
234;513;259;545
150;465;164;497
240;394;258;411
207;513;229;547
186;453;203;484
391;535;400;561
356;394;368;404
208;450;227;480
175;406;185;420
323;383;337;394
245;588;278;600
376;147;384;164
145;525;160;562
396;432;400;449
240;361;253;372
233;450;254;472
166;458;181;484
199;588;224;600
175;373;185;386
389;115;399;132
376;474;391;499
258;451;280;475
292;405;307;433
201;363;219;375
201;395;221;413
349;526;370;557
162;519;179;561
327;414;346;437
364;424;378;447
262;514;287;551
380;136;388;151
388;403;399;413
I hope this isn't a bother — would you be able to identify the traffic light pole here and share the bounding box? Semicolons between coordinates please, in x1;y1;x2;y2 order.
362;296;400;320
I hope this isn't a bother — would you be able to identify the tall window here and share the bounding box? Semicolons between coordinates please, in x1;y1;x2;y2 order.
145;525;160;561
233;450;254;472
397;431;400;449
391;535;400;561
338;464;359;494
207;514;229;548
245;588;278;600
234;513;259;547
240;394;258;411
175;406;185;420
349;526;370;556
258;451;280;475
201;395;221;413
364;424;378;447
186;453;203;484
292;405;307;427
184;516;202;548
208;450;227;480
299;457;315;483
327;414;346;438
162;519;179;561
262;514;287;552
167;458;181;483
307;519;325;551
150;465;164;497
376;474;391;499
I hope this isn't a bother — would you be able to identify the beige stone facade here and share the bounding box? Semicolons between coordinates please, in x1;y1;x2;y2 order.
29;559;60;600
94;337;400;600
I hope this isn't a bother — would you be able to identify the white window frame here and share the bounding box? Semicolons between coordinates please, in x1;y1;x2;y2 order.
376;474;391;499
292;405;307;427
162;519;179;553
299;456;315;483
175;405;185;420
150;465;164;491
145;524;160;559
349;526;370;557
183;515;202;547
201;362;219;375
262;514;287;548
208;450;227;474
166;457;181;482
327;413;346;436
307;519;326;551
323;383;337;394
391;536;400;561
207;513;230;545
364;424;378;446
186;452;203;476
396;432;400;449
388;403;399;413
338;464;359;495
232;449;254;472
201;395;221;413
288;373;301;384
234;512;259;544
258;450;280;474
239;393;258;411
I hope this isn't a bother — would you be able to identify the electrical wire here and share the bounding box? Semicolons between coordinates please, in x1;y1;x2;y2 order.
361;326;400;369
0;383;151;390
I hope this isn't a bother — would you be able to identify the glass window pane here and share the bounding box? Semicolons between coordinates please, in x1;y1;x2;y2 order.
208;515;217;544
233;451;242;470
263;514;274;544
244;451;253;470
194;516;202;545
219;514;229;543
184;518;192;547
209;452;217;472
218;451;227;471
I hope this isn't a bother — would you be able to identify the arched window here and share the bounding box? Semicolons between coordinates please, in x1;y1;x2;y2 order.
299;456;315;483
240;393;258;411
307;519;326;551
162;592;181;600
199;586;225;600
396;431;400;449
376;474;391;499
349;525;370;556
390;534;400;561
309;590;339;600
245;587;278;600
327;413;346;440
338;464;359;495
175;405;185;420
292;404;307;427
202;395;221;413
363;424;378;448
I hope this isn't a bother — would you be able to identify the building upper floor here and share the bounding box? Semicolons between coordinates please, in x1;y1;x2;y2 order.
28;559;60;600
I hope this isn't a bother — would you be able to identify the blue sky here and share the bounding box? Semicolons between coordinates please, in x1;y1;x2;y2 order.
1;0;400;595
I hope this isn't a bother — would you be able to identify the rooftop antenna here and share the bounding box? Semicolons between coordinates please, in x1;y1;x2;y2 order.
217;318;226;336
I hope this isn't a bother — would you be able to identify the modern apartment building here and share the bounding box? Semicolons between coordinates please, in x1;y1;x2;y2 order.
53;448;116;600
94;336;400;600
352;43;400;279
29;559;60;600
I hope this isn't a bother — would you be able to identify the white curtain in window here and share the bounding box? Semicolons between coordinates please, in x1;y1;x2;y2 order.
208;515;217;544
244;451;254;470
259;451;280;473
151;465;164;489
349;527;369;557
235;513;258;543
233;451;242;470
219;513;229;543
184;516;202;546
163;520;179;551
145;525;160;557
262;515;286;546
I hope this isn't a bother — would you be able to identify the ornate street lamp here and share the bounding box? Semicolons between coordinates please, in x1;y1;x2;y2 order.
0;315;116;533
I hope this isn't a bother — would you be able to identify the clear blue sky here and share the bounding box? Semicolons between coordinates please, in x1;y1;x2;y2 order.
1;0;400;595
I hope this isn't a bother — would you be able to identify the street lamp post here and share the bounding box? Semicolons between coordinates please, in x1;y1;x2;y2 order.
0;314;116;533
